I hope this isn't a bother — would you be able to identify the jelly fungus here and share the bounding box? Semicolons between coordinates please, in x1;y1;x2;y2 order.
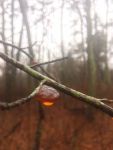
36;85;60;106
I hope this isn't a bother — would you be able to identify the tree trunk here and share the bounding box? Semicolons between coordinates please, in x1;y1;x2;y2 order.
85;0;97;119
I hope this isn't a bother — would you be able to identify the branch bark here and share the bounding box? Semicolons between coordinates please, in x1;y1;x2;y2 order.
0;52;113;117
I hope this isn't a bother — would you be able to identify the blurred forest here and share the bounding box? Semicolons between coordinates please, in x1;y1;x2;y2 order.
0;0;113;149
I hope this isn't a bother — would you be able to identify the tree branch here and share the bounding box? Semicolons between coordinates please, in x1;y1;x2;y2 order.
30;56;68;68
100;98;113;103
0;40;58;80
0;79;46;109
0;52;113;117
0;40;33;59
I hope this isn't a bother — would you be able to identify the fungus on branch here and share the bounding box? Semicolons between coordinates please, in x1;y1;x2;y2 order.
0;79;46;109
0;52;113;117
35;85;60;106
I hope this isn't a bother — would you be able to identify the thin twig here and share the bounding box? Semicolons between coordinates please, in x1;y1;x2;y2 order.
0;39;59;80
0;121;21;139
0;40;33;59
100;98;113;103
39;66;57;81
22;41;37;49
30;56;68;81
0;79;46;109
30;56;68;68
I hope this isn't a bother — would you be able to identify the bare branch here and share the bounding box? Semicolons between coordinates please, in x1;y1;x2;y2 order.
30;56;68;68
22;41;37;50
100;98;113;103
0;40;33;59
39;66;57;81
30;56;68;81
0;39;58;80
0;52;113;117
0;122;21;139
0;79;46;109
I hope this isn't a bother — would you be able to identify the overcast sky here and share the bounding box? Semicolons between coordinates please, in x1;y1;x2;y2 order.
0;0;113;64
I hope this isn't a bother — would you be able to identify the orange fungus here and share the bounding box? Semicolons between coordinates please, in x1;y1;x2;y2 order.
36;85;60;106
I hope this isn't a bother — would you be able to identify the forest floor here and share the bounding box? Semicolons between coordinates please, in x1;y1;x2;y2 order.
0;83;113;150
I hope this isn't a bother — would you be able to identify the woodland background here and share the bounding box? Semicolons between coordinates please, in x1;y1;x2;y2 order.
0;0;113;149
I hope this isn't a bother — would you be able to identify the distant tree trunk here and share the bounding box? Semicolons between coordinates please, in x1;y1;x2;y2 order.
60;0;66;83
85;0;97;96
60;0;65;57
11;0;14;58
16;21;24;61
75;4;85;62
104;0;111;85
1;1;14;102
18;0;35;90
93;0;98;33
10;0;18;91
85;0;97;119
18;0;34;62
75;3;86;81
1;1;8;55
